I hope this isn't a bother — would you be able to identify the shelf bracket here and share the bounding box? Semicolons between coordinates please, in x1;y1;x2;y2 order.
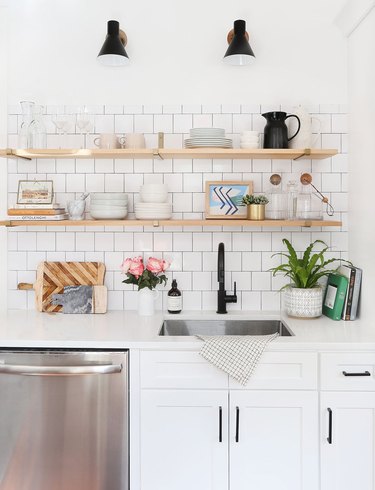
153;149;164;160
293;148;312;161
2;221;13;227
302;221;312;228
6;148;32;161
152;221;160;227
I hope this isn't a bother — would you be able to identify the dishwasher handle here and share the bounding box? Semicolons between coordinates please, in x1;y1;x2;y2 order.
0;363;123;376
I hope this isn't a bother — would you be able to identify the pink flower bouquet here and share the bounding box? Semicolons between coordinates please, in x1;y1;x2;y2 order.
120;256;169;290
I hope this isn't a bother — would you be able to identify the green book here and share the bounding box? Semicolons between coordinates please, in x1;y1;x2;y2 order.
323;274;349;321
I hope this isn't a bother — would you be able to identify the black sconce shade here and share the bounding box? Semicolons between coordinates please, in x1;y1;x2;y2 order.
98;20;129;66
223;19;255;66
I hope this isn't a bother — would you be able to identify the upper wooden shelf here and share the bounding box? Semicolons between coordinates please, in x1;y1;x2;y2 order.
0;148;338;161
0;219;342;228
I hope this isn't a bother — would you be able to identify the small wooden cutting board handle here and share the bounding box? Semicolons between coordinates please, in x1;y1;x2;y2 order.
17;283;34;290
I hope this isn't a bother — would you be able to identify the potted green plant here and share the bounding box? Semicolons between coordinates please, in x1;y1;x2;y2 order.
242;194;269;220
269;239;343;318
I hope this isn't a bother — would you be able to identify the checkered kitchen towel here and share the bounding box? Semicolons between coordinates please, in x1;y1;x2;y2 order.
197;333;278;386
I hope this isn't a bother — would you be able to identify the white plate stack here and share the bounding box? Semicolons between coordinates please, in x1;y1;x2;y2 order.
90;193;128;220
135;184;172;220
184;128;232;148
240;131;260;149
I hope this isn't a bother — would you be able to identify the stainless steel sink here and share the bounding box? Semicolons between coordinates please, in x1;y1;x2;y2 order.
159;319;293;337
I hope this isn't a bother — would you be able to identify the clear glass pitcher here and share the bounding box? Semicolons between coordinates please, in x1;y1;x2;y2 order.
18;101;35;148
29;105;47;148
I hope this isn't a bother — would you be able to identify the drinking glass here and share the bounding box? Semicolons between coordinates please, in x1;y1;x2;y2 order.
76;106;94;149
52;113;74;148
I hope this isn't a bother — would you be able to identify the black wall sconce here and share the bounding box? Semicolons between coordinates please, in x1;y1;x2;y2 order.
97;20;129;66
223;19;255;65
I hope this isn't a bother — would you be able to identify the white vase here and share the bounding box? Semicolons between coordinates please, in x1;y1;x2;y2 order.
137;288;159;316
283;286;322;318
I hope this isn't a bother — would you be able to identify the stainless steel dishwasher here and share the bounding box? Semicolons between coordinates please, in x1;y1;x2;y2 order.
0;349;128;490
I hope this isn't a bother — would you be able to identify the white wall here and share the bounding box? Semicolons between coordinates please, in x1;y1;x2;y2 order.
347;4;375;319
7;0;348;105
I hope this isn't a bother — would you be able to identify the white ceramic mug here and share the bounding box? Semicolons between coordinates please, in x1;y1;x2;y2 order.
94;133;126;149
137;288;159;316
125;133;146;149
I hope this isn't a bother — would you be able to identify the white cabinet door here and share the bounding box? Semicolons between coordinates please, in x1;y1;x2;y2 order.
229;391;318;490
321;392;375;490
140;390;228;490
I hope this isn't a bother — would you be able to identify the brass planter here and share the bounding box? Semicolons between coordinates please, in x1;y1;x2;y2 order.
247;204;265;220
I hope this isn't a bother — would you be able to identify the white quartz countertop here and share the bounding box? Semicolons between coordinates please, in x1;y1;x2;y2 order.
0;309;375;351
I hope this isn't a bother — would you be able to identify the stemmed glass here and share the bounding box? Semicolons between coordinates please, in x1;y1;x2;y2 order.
76;106;94;149
52;112;74;149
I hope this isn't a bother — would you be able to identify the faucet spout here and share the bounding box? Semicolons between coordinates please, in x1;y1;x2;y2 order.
217;242;237;314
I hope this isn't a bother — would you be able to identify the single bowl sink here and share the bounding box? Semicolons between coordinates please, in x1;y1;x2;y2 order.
159;319;293;337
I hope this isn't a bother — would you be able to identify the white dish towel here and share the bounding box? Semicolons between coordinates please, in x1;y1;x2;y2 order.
197;333;279;386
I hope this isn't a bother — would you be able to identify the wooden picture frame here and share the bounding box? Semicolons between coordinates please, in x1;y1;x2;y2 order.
17;180;54;204
205;181;253;219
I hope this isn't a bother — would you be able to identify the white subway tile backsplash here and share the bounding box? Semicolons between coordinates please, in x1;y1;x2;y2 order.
7;103;347;311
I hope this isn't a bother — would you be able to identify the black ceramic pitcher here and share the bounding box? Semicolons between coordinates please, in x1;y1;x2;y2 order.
262;111;301;149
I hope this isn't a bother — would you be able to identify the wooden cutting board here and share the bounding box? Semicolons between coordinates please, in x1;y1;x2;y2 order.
18;261;106;312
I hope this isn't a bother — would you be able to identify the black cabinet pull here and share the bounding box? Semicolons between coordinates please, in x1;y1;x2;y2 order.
219;406;223;443
235;406;240;443
327;408;333;444
342;370;371;377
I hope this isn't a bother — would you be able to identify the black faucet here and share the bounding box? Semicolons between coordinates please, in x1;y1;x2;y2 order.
217;242;237;314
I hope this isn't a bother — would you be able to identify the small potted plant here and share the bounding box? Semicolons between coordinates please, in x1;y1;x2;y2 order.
120;256;169;316
269;239;343;318
242;194;269;220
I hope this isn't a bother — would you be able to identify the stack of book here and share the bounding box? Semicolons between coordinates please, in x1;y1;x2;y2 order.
8;203;68;221
322;265;362;321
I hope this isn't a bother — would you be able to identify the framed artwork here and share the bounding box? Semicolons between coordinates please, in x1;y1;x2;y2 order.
205;181;253;219
17;180;54;204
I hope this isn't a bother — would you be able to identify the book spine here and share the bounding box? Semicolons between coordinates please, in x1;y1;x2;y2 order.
350;268;362;320
8;209;65;216
14;203;60;209
9;214;68;221
344;268;356;320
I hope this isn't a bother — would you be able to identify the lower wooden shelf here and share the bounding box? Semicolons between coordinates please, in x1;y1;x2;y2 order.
0;219;342;228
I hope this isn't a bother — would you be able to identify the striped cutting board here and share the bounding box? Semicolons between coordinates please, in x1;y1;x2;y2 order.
18;262;106;312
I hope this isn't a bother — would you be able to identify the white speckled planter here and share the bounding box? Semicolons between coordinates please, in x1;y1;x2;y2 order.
284;286;323;318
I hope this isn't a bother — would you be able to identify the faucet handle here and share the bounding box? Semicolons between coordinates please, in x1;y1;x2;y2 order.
233;281;237;296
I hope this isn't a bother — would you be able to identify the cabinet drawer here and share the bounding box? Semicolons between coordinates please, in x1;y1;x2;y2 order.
229;352;318;390
321;353;375;391
140;350;229;389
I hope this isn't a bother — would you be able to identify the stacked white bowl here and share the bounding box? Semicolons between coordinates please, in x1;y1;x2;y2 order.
135;184;172;220
240;130;260;149
90;193;128;220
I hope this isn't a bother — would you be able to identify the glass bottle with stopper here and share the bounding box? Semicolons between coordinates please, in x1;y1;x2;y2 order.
296;173;335;219
266;174;287;220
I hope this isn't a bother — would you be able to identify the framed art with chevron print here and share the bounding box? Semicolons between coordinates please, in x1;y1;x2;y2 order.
205;181;253;219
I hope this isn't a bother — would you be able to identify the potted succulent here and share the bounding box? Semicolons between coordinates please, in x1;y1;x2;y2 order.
269;239;343;318
242;194;269;220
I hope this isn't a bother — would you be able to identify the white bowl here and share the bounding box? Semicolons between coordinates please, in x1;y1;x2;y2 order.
240;137;259;143
135;211;172;220
140;193;168;203
240;143;260;149
90;199;128;206
90;192;128;200
140;184;168;194
135;202;172;210
90;208;128;220
241;131;259;137
90;205;127;212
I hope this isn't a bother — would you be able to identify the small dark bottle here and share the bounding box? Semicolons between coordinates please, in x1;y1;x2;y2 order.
167;279;182;314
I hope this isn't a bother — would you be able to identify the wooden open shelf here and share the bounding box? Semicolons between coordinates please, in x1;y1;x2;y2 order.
0;219;342;228
0;148;338;161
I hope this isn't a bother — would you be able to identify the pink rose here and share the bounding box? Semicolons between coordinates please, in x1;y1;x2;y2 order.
120;258;132;274
146;257;164;274
128;256;144;279
161;259;170;272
